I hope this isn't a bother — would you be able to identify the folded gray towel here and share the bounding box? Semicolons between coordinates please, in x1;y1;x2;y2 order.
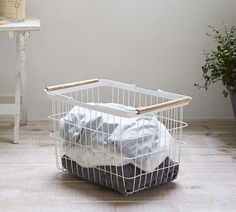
61;154;179;195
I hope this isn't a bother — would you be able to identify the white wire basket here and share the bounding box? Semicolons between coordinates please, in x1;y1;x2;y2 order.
45;79;191;195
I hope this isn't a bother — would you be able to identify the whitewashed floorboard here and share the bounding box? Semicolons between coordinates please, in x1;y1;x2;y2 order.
0;120;236;212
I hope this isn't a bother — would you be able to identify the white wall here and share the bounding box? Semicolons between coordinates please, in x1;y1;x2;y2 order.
0;0;235;120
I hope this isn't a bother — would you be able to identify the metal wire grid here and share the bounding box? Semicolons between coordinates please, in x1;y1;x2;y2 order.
47;82;187;195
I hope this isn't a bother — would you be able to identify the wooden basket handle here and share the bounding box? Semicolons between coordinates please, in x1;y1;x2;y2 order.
136;96;192;115
45;79;99;92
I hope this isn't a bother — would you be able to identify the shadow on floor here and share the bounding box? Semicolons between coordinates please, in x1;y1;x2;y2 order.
57;171;180;204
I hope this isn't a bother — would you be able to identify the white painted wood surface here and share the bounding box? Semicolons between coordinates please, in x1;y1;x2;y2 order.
0;104;18;115
18;32;27;125
0;120;236;211
0;19;40;32
0;19;40;143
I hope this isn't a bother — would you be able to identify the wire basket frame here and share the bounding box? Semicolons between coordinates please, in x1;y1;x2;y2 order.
45;79;191;195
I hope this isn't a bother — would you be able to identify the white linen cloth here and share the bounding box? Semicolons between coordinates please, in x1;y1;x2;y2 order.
60;103;173;172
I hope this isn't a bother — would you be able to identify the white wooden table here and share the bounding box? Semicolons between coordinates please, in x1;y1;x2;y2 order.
0;19;40;144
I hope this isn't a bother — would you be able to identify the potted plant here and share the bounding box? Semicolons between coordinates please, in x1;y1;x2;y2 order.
195;23;236;118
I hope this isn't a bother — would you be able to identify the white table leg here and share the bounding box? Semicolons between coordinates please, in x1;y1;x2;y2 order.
13;32;25;144
20;32;27;125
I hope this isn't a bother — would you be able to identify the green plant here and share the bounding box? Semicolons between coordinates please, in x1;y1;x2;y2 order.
195;23;236;97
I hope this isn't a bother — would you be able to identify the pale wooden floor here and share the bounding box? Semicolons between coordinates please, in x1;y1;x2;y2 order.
0;120;236;212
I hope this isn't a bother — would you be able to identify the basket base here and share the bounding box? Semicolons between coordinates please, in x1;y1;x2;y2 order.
61;155;179;195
